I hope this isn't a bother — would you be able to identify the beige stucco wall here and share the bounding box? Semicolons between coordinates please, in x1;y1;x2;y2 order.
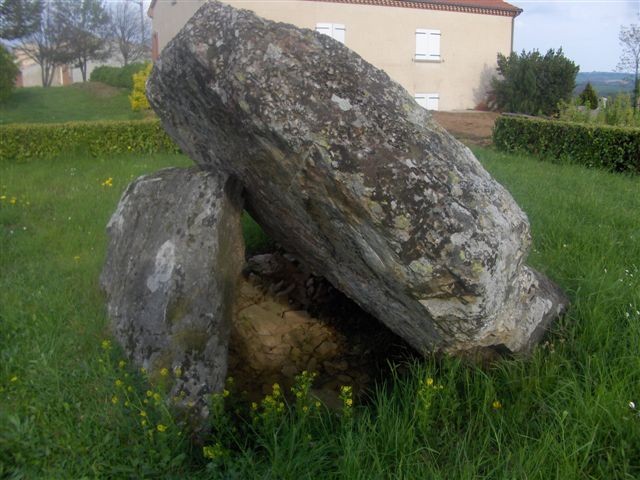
151;0;514;110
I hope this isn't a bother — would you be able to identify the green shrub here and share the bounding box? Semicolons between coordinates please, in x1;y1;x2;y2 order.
493;115;640;174
0;44;19;102
559;93;640;128
0;119;179;162
90;63;148;89
578;82;599;109
491;49;579;116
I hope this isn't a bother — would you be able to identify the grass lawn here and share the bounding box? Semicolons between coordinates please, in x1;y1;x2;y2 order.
0;83;148;124
1;149;639;478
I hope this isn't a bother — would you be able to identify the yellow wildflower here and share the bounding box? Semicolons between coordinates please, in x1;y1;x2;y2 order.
115;379;123;388
0;195;5;200
146;390;153;397
111;396;119;405
426;378;434;386
10;197;16;205
173;366;182;377
223;389;230;398
140;367;147;374
160;368;169;377
156;424;167;432
251;402;258;410
73;255;81;262
118;360;126;368
141;419;147;427
101;177;113;187
101;339;111;350
492;400;503;410
315;401;321;408
302;405;309;413
10;376;18;383
153;393;161;402
127;386;133;392
140;410;147;417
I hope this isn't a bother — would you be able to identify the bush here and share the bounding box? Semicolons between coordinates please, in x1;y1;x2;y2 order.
559;93;640;128
0;119;179;162
578;82;598;109
90;63;148;89
129;63;152;111
0;44;19;102
491;49;579;116
493;115;640;174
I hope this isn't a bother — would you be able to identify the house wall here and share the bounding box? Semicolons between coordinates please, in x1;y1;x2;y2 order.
18;61;68;87
151;0;514;110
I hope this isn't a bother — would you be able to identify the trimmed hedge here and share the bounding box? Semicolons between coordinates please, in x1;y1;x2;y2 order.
90;63;149;89
0;120;179;162
493;115;640;174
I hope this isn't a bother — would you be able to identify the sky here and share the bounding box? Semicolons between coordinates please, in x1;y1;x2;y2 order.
510;0;640;72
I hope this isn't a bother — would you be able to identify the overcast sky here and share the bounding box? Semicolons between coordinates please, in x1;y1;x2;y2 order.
510;0;640;72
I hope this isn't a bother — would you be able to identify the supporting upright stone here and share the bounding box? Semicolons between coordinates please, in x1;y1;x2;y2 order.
100;167;245;419
147;1;568;355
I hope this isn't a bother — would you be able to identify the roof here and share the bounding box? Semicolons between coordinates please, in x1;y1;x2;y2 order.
308;0;522;17
149;0;522;18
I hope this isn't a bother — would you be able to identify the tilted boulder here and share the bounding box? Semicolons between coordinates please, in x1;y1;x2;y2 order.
100;167;244;418
147;1;568;354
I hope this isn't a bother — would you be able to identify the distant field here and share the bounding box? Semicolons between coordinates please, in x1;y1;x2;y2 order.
575;71;635;97
0;83;148;124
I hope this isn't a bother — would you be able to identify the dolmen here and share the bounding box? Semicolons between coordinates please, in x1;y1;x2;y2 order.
101;1;568;419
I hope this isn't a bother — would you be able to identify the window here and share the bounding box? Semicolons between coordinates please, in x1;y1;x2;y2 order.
316;23;346;44
415;93;440;111
415;29;441;61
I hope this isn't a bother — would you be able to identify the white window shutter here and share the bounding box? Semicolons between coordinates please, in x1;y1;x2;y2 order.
427;93;440;111
414;94;428;109
415;29;428;60
316;23;332;37
415;93;439;111
333;24;346;44
428;30;441;59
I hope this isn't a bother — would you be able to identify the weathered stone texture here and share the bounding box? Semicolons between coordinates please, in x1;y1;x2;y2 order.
100;167;244;418
147;1;567;354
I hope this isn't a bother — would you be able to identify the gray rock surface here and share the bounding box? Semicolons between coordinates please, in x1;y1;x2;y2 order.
100;167;244;418
147;1;568;354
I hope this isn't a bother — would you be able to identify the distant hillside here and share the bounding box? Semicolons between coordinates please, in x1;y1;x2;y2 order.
575;71;635;97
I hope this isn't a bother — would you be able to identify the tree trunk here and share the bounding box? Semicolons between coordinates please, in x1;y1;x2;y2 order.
80;60;87;82
634;65;639;113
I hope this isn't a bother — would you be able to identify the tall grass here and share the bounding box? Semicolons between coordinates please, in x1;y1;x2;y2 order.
1;149;639;478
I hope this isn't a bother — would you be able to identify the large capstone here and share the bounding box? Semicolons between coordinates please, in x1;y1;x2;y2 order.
100;167;245;418
147;1;568;354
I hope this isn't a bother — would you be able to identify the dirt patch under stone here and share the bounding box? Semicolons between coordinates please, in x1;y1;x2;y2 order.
227;252;418;406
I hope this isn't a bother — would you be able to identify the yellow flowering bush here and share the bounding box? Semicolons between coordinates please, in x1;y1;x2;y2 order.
129;63;152;112
415;376;444;433
339;385;354;418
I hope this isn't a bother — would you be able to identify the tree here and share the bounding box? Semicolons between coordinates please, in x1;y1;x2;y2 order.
490;48;579;116
108;1;150;66
578;82;598;109
54;0;111;81
617;23;640;112
0;0;42;40
16;2;69;87
0;43;19;101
